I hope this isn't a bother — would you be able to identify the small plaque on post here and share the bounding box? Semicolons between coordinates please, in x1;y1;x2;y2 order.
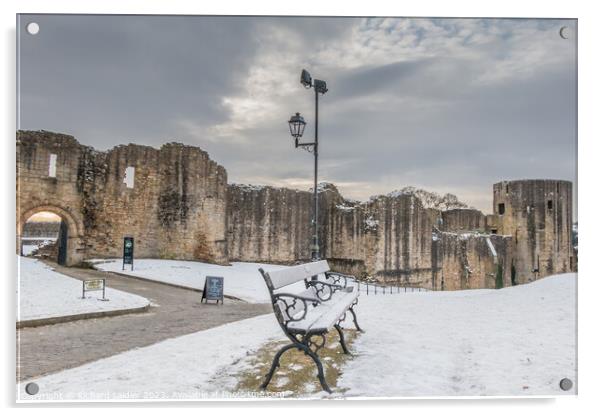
82;278;107;301
201;276;224;304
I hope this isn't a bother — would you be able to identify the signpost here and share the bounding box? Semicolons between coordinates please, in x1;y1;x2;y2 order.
122;236;134;271
201;276;224;304
82;279;107;301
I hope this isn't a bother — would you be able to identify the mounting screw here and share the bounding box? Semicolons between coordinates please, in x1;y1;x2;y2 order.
559;378;573;391
25;382;39;395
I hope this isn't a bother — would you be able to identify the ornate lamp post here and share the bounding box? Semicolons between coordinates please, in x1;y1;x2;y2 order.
288;69;328;261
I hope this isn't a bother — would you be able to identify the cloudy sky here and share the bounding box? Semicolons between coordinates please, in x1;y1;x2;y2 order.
17;15;577;213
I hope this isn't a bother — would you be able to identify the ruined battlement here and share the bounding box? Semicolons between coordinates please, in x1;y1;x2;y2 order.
17;130;229;265
17;131;575;290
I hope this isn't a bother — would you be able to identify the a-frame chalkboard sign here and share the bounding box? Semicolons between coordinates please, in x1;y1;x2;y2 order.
201;276;224;304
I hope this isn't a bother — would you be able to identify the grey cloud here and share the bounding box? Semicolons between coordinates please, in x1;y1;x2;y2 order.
18;15;577;214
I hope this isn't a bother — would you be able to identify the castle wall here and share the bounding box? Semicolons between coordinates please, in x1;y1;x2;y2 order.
441;209;486;232
226;183;436;284
17;131;574;291
226;184;313;263
17;131;228;265
17;132;88;265
431;232;514;290
363;194;435;286
493;180;573;283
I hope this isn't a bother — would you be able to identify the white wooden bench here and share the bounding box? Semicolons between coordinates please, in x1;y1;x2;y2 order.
258;260;362;393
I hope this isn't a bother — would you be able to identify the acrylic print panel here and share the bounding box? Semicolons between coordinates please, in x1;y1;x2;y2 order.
16;14;577;401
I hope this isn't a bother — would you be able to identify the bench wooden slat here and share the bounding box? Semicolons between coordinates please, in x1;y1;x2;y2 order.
287;288;359;333
266;260;330;289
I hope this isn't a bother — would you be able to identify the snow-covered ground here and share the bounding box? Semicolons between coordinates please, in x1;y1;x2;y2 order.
17;256;150;322
21;238;56;256
93;259;304;303
337;273;577;397
18;272;576;400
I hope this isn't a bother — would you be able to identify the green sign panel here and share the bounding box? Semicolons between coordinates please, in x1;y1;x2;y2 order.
123;237;134;270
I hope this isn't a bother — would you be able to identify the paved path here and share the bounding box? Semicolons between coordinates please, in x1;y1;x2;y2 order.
17;262;272;382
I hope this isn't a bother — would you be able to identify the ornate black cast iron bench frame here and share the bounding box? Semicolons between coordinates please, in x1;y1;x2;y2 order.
258;260;363;393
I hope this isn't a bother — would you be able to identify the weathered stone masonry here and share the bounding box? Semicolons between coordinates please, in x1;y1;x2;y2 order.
17;131;228;266
17;131;574;290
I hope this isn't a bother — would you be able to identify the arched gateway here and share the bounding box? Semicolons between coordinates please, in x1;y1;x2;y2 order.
17;205;85;266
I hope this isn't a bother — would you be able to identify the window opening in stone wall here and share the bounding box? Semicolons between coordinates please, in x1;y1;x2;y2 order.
498;203;505;215
123;166;135;188
491;229;497;234
48;154;57;177
547;200;553;210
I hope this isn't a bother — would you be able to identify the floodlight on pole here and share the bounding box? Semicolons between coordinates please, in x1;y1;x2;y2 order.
287;69;328;263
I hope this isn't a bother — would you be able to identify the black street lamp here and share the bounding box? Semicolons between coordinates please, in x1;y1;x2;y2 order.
288;69;328;261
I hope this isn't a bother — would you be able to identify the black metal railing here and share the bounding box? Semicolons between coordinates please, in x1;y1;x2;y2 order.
348;278;430;296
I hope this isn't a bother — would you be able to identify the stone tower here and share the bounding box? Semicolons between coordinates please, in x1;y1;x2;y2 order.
492;180;573;284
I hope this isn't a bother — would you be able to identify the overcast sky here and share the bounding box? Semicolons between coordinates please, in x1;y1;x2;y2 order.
17;15;577;214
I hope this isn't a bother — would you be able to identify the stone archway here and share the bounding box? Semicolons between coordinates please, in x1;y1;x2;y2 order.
17;205;85;266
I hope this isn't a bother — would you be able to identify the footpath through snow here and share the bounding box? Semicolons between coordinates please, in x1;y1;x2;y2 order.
93;259;304;303
17;256;150;323
18;271;576;399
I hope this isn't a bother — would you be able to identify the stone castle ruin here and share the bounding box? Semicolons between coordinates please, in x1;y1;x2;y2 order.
17;130;576;290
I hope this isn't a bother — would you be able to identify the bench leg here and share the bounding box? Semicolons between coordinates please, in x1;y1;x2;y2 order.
260;343;297;390
260;342;332;394
304;346;332;394
334;324;351;355
349;306;364;333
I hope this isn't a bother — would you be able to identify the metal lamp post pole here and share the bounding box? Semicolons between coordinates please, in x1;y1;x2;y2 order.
312;88;319;261
290;69;327;263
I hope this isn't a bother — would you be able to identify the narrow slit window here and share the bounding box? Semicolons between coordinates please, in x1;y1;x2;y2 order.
48;154;57;177
123;166;135;189
498;203;505;215
547;200;553;210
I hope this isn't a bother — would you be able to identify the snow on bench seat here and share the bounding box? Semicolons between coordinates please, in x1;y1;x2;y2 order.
288;288;359;334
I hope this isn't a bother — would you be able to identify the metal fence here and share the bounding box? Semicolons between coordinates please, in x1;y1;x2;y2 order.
349;278;430;296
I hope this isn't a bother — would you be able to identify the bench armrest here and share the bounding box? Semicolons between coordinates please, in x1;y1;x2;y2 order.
307;281;343;290
275;292;321;304
324;271;351;287
307;280;342;301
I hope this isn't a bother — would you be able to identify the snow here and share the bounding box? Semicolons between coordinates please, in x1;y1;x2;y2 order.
17;314;285;401
485;236;497;258
22;245;39;256
337;273;577;397
231;183;267;192
18;273;576;399
17;256;150;322
335;204;356;212
21;239;55;256
93;259;304;304
364;216;379;230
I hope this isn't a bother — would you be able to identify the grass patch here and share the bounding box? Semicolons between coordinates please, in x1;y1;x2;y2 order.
235;329;359;397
